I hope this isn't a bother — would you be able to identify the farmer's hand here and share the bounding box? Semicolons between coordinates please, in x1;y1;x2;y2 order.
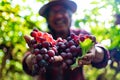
78;46;95;66
24;35;33;49
78;45;105;66
25;54;36;70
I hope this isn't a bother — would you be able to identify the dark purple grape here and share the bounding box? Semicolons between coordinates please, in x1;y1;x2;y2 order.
42;41;50;48
70;45;77;53
65;59;73;65
40;48;47;54
68;40;75;47
72;52;78;57
60;52;67;59
67;52;72;59
57;42;64;46
76;46;82;56
65;48;70;53
37;43;42;49
36;54;43;61
38;59;48;67
66;36;72;41
34;48;40;55
44;54;50;61
60;44;66;50
47;50;55;57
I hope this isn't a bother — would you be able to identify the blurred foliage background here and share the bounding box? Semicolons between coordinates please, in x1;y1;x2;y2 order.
0;0;120;80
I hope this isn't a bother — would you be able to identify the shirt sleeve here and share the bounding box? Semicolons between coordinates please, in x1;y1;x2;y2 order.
91;45;110;68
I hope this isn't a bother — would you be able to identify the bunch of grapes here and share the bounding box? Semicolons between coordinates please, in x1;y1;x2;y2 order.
54;34;82;69
56;33;96;69
25;28;96;74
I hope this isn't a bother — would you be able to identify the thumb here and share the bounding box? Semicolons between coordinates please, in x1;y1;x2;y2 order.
24;35;32;48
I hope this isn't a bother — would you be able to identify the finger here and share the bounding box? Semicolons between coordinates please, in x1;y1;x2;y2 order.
82;56;89;61
26;54;36;70
54;56;63;62
81;60;91;65
78;60;83;66
83;53;95;61
24;35;32;48
82;61;91;65
24;35;31;43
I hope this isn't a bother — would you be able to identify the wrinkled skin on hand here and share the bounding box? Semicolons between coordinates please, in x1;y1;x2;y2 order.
78;46;96;66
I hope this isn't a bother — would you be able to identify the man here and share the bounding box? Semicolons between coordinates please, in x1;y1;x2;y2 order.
23;0;110;80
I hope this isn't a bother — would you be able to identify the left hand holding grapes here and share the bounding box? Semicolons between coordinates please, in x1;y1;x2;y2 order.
78;46;95;66
78;45;105;66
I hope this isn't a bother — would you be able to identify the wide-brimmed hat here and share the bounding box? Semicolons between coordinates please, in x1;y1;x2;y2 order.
39;0;77;17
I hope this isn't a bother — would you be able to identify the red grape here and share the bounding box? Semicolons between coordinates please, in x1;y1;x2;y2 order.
47;50;55;57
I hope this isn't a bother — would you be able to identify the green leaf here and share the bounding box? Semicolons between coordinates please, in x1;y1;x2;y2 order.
80;38;94;56
71;38;94;70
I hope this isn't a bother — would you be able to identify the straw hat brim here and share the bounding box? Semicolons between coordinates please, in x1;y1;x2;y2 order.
39;0;77;17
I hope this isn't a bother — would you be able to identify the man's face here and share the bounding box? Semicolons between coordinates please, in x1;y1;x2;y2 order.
48;5;72;32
